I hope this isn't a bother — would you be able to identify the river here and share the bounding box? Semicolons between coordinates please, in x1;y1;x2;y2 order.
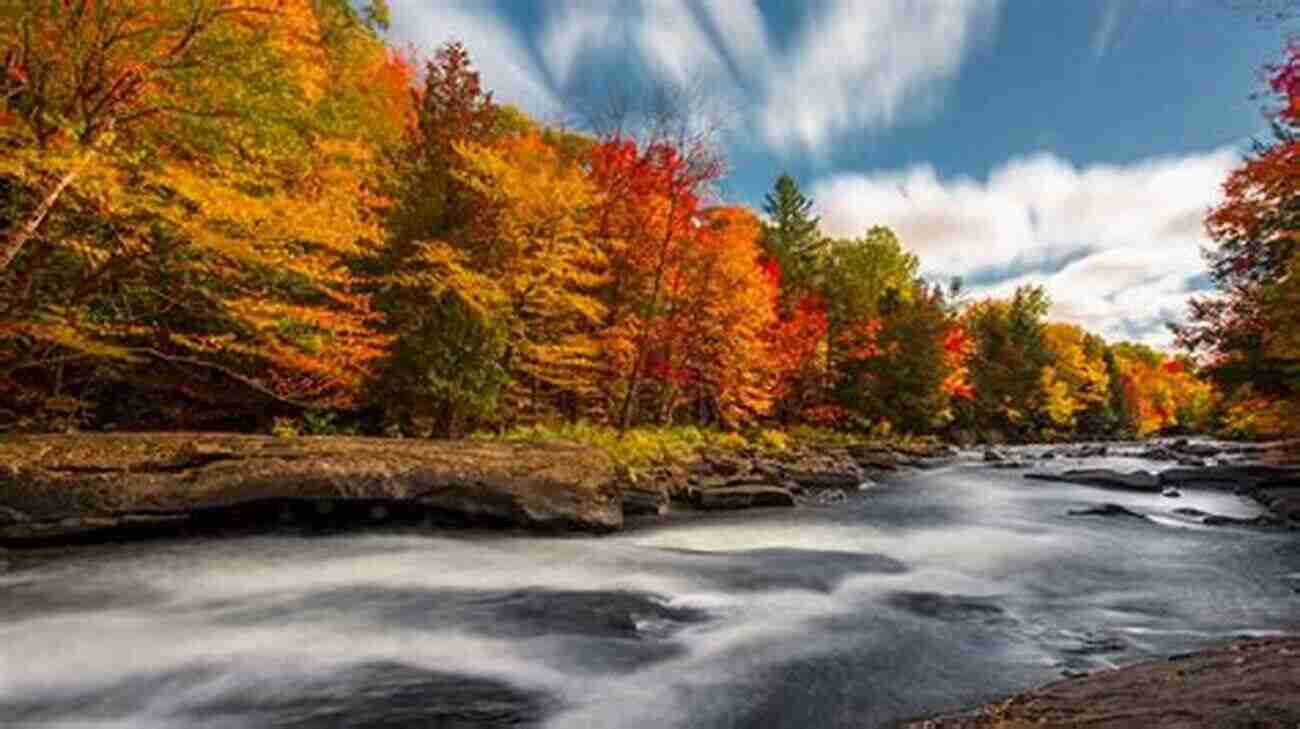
2;453;1297;728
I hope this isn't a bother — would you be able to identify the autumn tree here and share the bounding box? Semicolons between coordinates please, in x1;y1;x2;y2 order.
453;133;609;423
642;206;779;426
959;286;1053;440
368;40;513;435
834;281;965;433
1176;40;1300;436
1039;323;1111;434
1;0;404;426
821;227;919;397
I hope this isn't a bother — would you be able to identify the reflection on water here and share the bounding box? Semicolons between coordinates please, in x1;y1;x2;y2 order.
2;458;1297;728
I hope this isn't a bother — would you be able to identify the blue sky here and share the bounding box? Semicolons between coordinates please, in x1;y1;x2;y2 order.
382;1;1285;346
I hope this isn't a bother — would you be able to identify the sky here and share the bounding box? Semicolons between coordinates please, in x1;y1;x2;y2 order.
379;0;1287;348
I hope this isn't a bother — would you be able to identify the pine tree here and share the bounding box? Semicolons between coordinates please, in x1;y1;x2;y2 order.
761;174;825;299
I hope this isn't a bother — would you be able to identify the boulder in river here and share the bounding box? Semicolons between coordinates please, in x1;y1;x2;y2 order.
1067;503;1148;520
621;488;668;517
1025;468;1161;492
693;485;796;510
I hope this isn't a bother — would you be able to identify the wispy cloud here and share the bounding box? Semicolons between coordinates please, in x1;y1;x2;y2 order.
810;149;1238;346
384;0;999;155
1090;0;1124;62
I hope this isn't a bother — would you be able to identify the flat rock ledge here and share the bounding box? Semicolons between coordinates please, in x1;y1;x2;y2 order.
1025;464;1300;526
0;434;622;546
905;637;1300;729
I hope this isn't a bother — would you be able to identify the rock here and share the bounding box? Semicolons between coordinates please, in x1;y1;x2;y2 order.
990;460;1029;470
1172;507;1210;519
693;485;796;510
1039;451;1058;460
1067;503;1148;520
1174;442;1224;458
1256;487;1300;523
906;637;1300;729
1025;468;1161;492
0;434;624;544
621;488;668;517
1202;513;1284;528
703;457;748;477
0;505;31;526
1161;487;1182;498
806;489;847;505
1159;465;1300;490
1140;447;1179;461
784;468;863;490
983;449;1005;463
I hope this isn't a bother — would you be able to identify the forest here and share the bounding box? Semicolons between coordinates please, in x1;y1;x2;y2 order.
0;1;1295;442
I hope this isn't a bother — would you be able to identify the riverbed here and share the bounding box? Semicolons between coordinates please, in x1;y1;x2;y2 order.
2;454;1297;728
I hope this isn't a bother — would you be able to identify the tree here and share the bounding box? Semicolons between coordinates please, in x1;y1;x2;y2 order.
1039;323;1111;433
761;174;825;299
587;137;724;430
1176;40;1300;436
1;0;406;425
453;133;609;423
960;286;1053;439
821;227;919;394
647;206;779;426
834;282;963;433
368;40;511;434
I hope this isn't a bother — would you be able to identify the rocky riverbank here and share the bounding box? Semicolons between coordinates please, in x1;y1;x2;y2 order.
1008;438;1300;527
0;433;952;548
905;637;1300;728
0;434;624;545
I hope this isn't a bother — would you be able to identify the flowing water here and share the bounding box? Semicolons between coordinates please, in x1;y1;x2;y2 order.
2;455;1298;728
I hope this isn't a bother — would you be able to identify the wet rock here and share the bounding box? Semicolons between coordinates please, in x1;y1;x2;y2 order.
1140;446;1179;461
1067;503;1148;520
1159;464;1300;490
805;489;847;505
983;449;1006;463
1174;441;1225;458
0;505;30;526
0;662;558;729
1202;513;1284;528
1059;632;1129;656
1161;487;1182;498
784;468;863;490
1025;468;1161;492
906;637;1300;729
884;591;1011;624
0;435;624;544
1256;487;1300;523
1172;507;1210;519
990;460;1030;470
622;488;668;517
693;485;796;510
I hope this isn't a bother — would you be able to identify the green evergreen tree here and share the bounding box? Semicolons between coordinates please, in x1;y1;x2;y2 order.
761;173;825;298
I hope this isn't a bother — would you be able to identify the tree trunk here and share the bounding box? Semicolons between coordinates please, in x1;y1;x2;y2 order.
1;164;83;272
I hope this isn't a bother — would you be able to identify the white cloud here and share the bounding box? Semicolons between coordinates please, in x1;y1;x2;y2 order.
389;1;998;154
759;0;1000;153
810;148;1239;346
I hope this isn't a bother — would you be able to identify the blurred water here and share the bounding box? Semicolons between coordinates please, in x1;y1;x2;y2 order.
2;456;1297;728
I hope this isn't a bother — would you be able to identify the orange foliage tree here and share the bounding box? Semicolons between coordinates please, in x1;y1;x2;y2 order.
0;1;404;426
